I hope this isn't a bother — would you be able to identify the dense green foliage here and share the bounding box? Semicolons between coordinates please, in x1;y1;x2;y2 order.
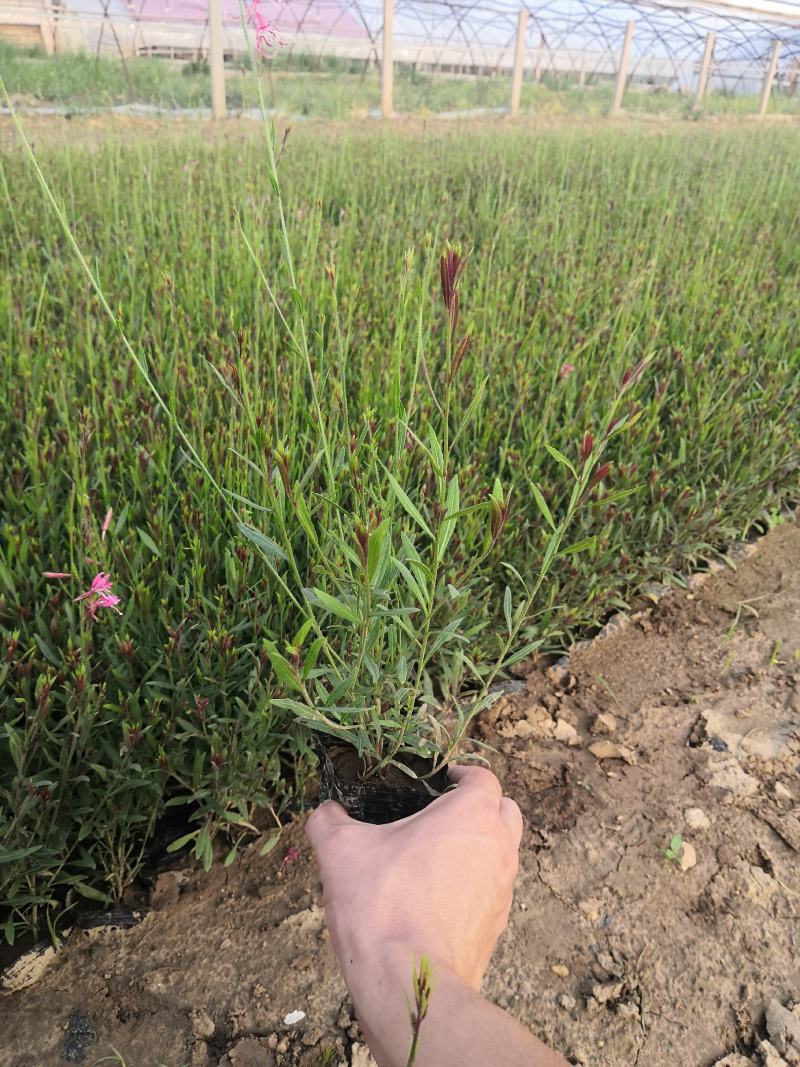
4;41;800;118
1;121;798;940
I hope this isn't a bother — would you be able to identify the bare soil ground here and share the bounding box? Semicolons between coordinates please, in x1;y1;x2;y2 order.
1;519;799;1067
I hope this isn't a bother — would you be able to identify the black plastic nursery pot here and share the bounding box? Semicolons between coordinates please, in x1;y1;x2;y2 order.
314;737;450;825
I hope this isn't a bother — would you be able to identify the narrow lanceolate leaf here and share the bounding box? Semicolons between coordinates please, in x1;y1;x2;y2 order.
503;585;513;635
263;642;303;692
137;528;161;558
452;375;488;445
367;519;391;586
304;586;360;626
386;471;433;539
530;482;555;531
427;426;445;476
395;558;429;609
504;640;543;667
237;521;288;562
426;616;466;660
292;487;319;549
544;443;578;479
437;475;460;563
560;536;597;557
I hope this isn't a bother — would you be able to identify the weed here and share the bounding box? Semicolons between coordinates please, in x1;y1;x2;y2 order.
664;833;683;865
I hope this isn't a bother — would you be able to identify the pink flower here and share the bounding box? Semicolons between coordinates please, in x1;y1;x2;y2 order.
282;846;300;866
101;507;113;542
75;572;123;620
559;363;575;380
43;571;72;579
75;572;113;602
87;592;122;620
247;0;280;54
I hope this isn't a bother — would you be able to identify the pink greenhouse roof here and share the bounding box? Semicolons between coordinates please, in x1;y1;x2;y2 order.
127;0;367;35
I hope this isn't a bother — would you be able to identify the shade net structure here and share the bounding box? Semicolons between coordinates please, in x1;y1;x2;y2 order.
2;0;800;116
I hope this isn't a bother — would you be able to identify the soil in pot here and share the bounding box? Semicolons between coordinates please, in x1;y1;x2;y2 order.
316;741;451;824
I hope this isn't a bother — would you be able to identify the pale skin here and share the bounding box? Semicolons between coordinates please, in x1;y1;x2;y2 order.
305;765;570;1067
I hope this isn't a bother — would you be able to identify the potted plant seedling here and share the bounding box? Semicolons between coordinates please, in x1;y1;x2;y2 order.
233;125;644;823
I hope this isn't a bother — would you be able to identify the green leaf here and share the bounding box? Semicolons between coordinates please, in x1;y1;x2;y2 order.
0;845;42;865
560;536;596;557
367;519;391;585
305;587;360;626
264;642;303;692
237;522;288;562
386;472;433;539
137;528;161;558
292;488;319;549
530;482;555;531
503;639;542;667
259;831;281;856
395;559;428;609
166;831;198;854
302;636;325;678
437;475;460;563
452;375;488;446
4;726;22;773
544;443;577;479
427;427;444;475
72;881;110;902
289;287;305;316
195;829;213;872
503;585;513;635
426;616;465;660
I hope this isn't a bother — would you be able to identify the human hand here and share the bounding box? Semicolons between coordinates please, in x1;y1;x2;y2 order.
305;765;523;992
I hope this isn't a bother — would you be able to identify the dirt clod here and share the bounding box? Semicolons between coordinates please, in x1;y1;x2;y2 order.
678;841;698;871
685;807;711;830
590;713;617;735
766;999;800;1060
587;740;636;764
191;1008;215;1040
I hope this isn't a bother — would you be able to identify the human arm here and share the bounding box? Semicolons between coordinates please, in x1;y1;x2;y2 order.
305;765;570;1067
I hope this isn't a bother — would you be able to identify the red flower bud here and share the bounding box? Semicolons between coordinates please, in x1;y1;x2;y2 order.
588;462;612;491
580;432;594;464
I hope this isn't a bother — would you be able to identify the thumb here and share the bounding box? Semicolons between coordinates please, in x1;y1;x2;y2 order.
305;799;353;849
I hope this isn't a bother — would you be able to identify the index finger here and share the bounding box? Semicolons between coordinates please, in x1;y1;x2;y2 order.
447;764;503;804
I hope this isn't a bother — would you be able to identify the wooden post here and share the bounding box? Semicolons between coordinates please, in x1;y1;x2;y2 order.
382;0;394;118
759;39;781;117
509;9;529;117
694;32;715;108
209;0;226;120
578;52;586;87
612;21;634;116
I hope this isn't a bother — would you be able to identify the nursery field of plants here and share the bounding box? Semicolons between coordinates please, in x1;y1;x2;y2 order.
1;116;799;955
6;43;800;120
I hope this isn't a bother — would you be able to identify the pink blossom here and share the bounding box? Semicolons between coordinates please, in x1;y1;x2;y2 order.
559;363;575;380
43;571;72;579
101;507;113;542
75;572;113;602
247;0;280;54
87;592;122;619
